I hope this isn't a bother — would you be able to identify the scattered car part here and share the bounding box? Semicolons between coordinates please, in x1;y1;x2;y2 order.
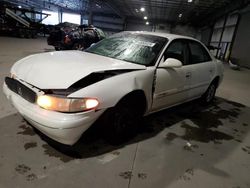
47;23;106;51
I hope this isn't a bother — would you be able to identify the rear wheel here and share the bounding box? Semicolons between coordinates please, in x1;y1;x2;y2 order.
201;82;217;104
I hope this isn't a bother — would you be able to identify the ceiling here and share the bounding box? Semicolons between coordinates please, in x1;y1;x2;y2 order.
105;0;250;26
2;0;89;11
2;0;250;26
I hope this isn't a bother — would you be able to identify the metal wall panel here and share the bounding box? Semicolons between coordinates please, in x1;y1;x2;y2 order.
222;27;235;42
42;10;59;25
211;29;223;42
231;5;250;68
92;15;124;33
226;14;238;26
210;13;239;60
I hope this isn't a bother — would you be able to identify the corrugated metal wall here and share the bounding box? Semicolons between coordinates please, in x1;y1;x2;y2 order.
210;14;239;60
231;5;250;68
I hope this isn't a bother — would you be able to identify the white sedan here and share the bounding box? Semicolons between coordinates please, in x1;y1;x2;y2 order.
3;31;223;145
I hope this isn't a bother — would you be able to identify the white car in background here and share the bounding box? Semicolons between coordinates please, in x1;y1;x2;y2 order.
3;31;224;145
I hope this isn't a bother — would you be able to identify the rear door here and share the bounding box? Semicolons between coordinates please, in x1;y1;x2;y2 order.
187;40;215;98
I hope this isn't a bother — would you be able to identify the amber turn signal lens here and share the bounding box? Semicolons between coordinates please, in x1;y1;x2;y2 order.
37;95;99;112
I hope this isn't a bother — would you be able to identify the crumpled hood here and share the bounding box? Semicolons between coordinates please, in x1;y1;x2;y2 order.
11;51;146;89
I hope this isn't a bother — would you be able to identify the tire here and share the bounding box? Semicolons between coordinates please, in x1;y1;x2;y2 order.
201;82;217;104
103;99;142;145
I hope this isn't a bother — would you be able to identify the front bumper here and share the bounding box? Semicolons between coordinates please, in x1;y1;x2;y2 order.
3;82;104;145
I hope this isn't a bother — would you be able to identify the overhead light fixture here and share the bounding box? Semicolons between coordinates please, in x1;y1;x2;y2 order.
18;5;22;8
188;0;193;2
146;21;149;25
95;3;101;8
140;7;145;12
144;16;148;20
178;13;183;18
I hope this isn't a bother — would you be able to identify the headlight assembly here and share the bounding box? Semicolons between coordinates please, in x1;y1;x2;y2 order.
37;95;99;112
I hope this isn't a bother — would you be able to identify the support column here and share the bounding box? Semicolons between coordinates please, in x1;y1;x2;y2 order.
88;1;93;25
58;9;62;23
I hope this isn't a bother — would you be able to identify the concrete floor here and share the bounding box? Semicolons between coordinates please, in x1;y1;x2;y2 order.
0;37;250;188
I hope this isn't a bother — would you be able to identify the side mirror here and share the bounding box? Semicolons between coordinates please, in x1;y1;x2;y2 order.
159;58;183;68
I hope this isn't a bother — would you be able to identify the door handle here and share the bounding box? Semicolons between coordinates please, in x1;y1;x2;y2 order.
209;69;213;73
186;72;191;78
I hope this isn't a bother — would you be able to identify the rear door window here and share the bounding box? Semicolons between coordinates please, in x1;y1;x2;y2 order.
188;41;211;64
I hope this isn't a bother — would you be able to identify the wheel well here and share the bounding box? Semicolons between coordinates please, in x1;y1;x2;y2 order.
118;90;147;115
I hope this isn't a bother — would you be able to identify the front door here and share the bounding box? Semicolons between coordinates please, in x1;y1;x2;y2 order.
152;40;192;111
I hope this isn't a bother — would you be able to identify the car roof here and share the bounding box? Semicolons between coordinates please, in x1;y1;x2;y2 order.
126;31;197;41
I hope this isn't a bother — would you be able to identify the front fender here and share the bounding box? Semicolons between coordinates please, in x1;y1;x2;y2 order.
68;68;155;111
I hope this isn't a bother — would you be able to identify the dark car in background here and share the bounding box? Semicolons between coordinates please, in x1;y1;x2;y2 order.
47;22;106;50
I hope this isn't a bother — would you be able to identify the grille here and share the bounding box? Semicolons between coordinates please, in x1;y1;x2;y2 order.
5;77;37;103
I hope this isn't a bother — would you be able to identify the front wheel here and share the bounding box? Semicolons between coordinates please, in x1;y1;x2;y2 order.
102;101;141;145
201;82;217;104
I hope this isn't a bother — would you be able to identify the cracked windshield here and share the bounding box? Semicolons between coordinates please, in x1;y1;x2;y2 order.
86;32;168;66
